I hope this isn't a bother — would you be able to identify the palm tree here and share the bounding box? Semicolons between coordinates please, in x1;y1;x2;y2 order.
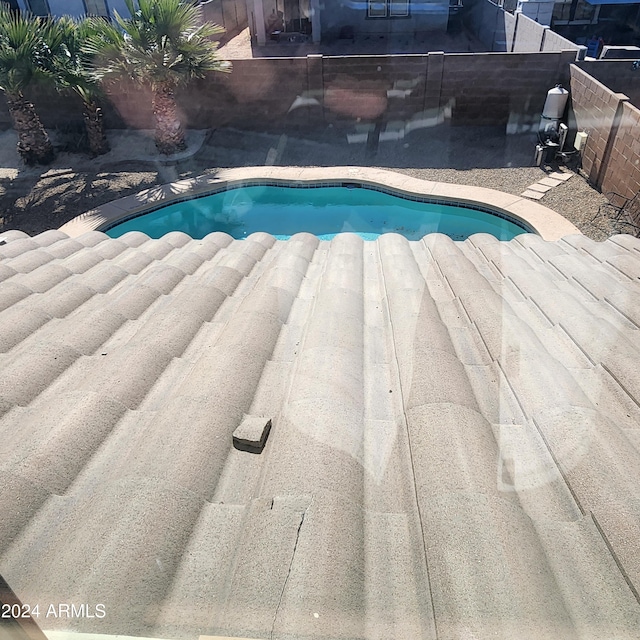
50;17;110;156
88;0;230;155
0;3;55;165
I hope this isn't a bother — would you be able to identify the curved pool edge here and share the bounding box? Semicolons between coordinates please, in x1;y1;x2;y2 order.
58;167;582;241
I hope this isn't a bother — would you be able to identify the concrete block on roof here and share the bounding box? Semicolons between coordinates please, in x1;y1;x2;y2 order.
233;415;272;453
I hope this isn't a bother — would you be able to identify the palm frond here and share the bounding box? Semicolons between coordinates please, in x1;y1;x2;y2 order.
90;0;230;89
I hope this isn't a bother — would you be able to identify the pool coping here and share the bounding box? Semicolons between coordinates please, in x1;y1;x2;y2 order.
58;167;582;241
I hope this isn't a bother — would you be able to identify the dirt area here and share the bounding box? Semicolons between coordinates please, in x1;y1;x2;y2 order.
217;27;488;59
0;125;622;241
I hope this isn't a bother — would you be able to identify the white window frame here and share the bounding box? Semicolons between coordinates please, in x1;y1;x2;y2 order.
552;0;600;25
368;0;410;17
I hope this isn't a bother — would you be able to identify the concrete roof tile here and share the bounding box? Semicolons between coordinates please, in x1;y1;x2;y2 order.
0;262;17;283
75;262;129;293
5;392;126;494
610;233;640;252
0;304;51;352
0;229;29;242
0;469;53;557
0;281;31;312
117;250;156;274
74;230;110;247
117;230;154;247
606;253;640;280
53;309;128;355
5;249;55;273
0;237;39;259
12;263;72;293
29;230;69;247
30;281;96;318
134;263;187;294
1;231;640;639
93;237;130;258
41;237;85;259
62;248;108;273
0;340;81;406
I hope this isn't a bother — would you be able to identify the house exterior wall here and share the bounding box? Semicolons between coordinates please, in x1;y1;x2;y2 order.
17;0;131;18
515;0;554;26
319;0;449;41
46;0;86;17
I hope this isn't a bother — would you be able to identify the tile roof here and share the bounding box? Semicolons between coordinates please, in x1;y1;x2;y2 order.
1;228;640;640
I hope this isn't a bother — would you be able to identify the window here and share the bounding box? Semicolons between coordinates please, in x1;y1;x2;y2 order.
25;0;50;16
552;0;599;24
84;0;110;17
367;0;410;17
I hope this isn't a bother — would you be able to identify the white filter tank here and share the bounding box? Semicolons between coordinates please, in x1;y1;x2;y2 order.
542;85;569;120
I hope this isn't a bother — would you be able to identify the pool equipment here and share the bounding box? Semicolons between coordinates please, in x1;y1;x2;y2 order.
535;85;570;165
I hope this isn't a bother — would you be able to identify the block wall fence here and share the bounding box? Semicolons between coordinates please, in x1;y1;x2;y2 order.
569;64;640;223
466;0;582;54
0;50;576;132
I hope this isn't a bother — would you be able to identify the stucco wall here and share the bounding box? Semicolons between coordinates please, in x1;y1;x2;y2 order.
47;0;85;17
319;0;449;41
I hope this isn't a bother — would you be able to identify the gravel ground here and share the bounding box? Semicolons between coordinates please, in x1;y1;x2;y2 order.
0;125;628;241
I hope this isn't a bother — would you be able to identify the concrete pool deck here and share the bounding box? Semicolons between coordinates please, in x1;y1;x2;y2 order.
59;166;581;241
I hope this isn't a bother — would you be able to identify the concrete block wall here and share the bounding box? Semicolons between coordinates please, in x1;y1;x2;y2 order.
321;55;428;124
182;57;310;128
468;0;579;53
602;101;640;217
576;61;640;109
504;11;517;52
541;28;577;53
569;65;626;189
0;51;579;134
440;51;570;125
511;12;545;52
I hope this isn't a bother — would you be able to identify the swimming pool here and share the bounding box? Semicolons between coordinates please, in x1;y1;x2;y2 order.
105;184;531;241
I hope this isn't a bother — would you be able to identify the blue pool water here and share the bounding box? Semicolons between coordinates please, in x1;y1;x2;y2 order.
106;185;530;241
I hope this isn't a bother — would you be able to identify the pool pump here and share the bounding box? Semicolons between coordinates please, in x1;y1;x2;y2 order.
535;85;569;166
